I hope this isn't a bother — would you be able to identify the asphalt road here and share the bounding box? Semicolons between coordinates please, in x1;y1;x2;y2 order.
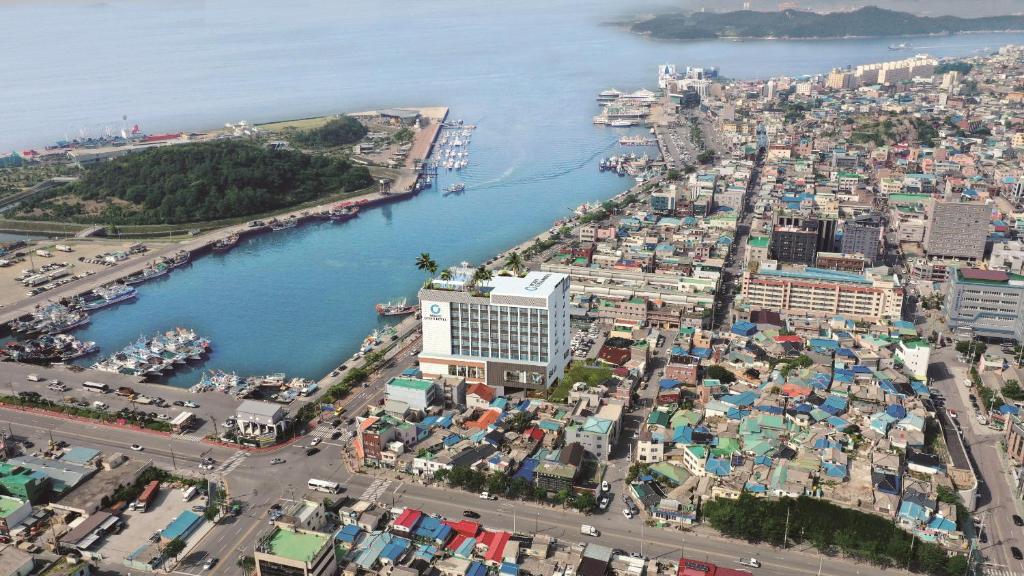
928;347;1024;575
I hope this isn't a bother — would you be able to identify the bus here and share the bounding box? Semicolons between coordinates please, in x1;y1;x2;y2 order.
307;478;341;494
82;381;109;393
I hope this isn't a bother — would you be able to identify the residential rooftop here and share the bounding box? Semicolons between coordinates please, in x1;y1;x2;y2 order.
264;527;329;563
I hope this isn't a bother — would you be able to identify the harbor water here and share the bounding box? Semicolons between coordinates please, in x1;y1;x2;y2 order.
1;0;1021;386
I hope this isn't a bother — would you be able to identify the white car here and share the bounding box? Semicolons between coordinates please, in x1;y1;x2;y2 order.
310;437;322;447
622;509;633;519
130;444;143;451
183;401;198;408
601;480;610;492
738;558;761;568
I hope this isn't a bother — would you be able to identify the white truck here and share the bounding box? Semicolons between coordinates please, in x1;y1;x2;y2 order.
581;524;600;537
738;558;761;568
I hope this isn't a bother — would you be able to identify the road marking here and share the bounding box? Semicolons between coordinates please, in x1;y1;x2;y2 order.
216;450;248;474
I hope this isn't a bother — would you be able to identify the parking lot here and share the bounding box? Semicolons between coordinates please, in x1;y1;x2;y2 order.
97;486;200;561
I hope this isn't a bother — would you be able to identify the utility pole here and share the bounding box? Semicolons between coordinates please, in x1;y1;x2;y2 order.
783;506;791;550
210;415;219;437
169;443;177;470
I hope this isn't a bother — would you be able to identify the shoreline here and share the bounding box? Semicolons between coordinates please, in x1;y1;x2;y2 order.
0;107;448;328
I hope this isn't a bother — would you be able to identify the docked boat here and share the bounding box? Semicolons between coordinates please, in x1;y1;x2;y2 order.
376;298;417;316
212;233;240;253
78;284;137;311
329;206;360;222
92;327;210;378
269;217;298;231
122;251;189;286
3;334;98;364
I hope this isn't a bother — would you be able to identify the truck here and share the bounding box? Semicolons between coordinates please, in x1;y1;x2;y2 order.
116;387;136;397
738;558;761;568
25;374;42;382
581;524;600;537
182;485;198;502
132;480;160;511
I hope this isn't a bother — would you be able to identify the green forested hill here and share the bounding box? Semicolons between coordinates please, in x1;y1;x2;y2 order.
632;6;1024;40
16;140;373;225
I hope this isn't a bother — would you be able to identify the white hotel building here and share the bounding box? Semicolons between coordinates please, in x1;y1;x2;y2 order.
418;269;571;394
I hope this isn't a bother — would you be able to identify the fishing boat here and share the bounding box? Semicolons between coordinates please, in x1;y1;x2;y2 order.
376;298;417;316
329;206;360;222
166;250;190;270
269;216;298;231
443;183;466;196
78;284;137;311
212;233;240;253
92;327;210;378
888;43;909;51
3;334;98;364
123;260;171;285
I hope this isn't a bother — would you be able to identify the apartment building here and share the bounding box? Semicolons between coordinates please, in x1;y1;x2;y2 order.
255;526;337;576
946;267;1024;342
741;267;904;322
842;213;883;264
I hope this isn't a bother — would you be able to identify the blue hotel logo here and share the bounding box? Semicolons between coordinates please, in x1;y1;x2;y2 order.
429;304;441;315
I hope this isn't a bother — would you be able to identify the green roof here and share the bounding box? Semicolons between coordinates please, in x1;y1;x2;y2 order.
265;528;329;563
748;236;770;248
712;437;740;457
388;377;434;391
901;339;929;349
0;495;25;517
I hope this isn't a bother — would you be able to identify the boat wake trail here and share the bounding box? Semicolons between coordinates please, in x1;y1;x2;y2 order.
472;140;617;192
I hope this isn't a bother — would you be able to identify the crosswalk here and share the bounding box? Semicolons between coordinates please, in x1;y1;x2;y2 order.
215;450;248;475
308;423;334;440
985;566;1024;576
178;430;207;443
360;478;392;503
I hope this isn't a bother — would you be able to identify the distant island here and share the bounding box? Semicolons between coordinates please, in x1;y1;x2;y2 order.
631;6;1024;41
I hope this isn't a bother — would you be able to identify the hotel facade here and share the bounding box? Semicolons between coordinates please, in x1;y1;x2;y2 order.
418;270;571;394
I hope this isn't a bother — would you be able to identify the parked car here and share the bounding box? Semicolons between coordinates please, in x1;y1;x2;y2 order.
462;510;480;519
598;496;610;511
738;558;762;568
305;448;320;457
310;437;322;447
601;480;610;492
1012;547;1023;561
130;444;143;451
270;458;285;465
622;509;633;519
183;401;198;408
1013;514;1023;527
203;557;218;570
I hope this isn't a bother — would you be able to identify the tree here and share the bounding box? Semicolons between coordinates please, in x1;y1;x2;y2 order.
955;340;987;361
470;265;493;290
705;365;736;384
416;253;438;285
237;555;256;576
1002;379;1024;402
291;116;368;148
574;492;596;511
439;269;453;282
504;251;526;277
163;538;186;560
665;169;680;180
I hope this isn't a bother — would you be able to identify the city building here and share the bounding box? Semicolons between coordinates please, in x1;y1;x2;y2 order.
842;213;883;264
565;416;616;460
0;463;49;504
895;339;931;380
990;240;1024;274
254;526;338;576
384;377;439;412
740;267;904;322
0;495;31;538
235;400;290;446
946;267;1024;342
924;198;990;261
418;270;571;394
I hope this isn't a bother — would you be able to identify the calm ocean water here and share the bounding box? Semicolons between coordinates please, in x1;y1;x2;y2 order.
1;0;1020;386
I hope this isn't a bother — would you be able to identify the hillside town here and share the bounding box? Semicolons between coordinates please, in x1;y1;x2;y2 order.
4;43;1024;576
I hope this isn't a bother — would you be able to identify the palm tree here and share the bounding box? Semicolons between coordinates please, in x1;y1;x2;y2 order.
505;250;526;277
473;265;493;288
236;555;256;576
439;269;453;282
415;252;438;286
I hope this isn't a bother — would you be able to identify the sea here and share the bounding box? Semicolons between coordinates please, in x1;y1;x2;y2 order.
1;0;1021;387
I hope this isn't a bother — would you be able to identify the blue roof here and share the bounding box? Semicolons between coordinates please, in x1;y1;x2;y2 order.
726;408;751;420
1000;404;1021;415
754;455;773;466
335;524;362;543
467;562;488;576
381;536;411;562
443;434;463;447
659;378;682;390
723;391;758;407
827;416;849;429
886;404;908;419
809;338;839;351
756;405;784;415
899;500;930;522
823;463;847;478
757;267;872;285
500;562;521;575
514;458;539;482
705;457;732;476
691;347;712;359
161;511;202;541
731;320;757;336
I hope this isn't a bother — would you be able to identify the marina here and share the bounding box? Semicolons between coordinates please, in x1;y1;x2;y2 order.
90;327;210;377
1;333;97;364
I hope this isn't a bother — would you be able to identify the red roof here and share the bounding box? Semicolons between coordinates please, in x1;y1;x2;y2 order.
446;533;468;551
467;383;497;403
394;508;422;531
613;366;631;377
774;335;803;343
482;531;511;563
524;427;545;442
598;345;631;366
443;520;481;538
141;133;181;143
961;268;1009;281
